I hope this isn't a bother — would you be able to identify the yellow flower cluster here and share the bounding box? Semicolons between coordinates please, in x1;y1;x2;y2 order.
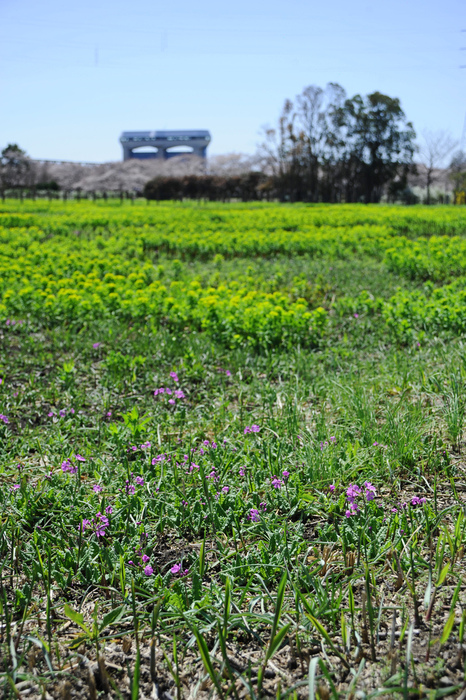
1;199;466;346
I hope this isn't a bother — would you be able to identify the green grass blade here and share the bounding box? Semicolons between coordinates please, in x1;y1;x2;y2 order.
440;610;455;646
131;647;140;700
308;657;320;700
270;570;287;642
265;623;291;663
100;605;125;633
192;626;225;700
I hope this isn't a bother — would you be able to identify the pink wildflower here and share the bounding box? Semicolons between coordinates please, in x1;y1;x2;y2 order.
364;481;377;501
346;484;361;504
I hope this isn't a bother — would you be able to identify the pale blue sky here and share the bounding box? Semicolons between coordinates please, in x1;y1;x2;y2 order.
0;0;465;162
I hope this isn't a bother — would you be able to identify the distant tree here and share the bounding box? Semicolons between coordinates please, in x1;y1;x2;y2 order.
417;130;458;204
333;92;416;203
449;150;466;201
295;82;346;201
0;144;34;190
36;179;60;191
143;172;267;202
257;86;415;203
257;99;302;200
237;171;266;201
143;177;183;201
208;153;259;176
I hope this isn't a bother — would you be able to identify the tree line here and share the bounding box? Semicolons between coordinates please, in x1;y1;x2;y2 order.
144;84;421;203
3;83;466;203
144;81;466;204
257;83;417;204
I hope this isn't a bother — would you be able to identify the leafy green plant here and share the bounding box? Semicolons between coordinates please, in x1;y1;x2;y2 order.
0;199;465;697
63;603;125;655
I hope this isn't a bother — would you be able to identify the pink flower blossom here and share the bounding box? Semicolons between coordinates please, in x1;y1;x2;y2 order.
346;484;361;504
95;512;109;537
271;476;284;489
364;481;377;501
345;503;358;517
62;459;77;474
411;496;427;506
80;519;91;532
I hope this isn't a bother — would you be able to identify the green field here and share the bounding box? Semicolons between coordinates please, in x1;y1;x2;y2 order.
2;200;466;698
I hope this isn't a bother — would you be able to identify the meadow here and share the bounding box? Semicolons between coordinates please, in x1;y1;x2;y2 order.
2;200;466;698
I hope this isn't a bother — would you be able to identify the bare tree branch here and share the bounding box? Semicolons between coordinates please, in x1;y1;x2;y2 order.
417;130;458;203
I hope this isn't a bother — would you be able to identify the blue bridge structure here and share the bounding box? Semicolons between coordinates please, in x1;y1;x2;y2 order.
120;130;211;161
